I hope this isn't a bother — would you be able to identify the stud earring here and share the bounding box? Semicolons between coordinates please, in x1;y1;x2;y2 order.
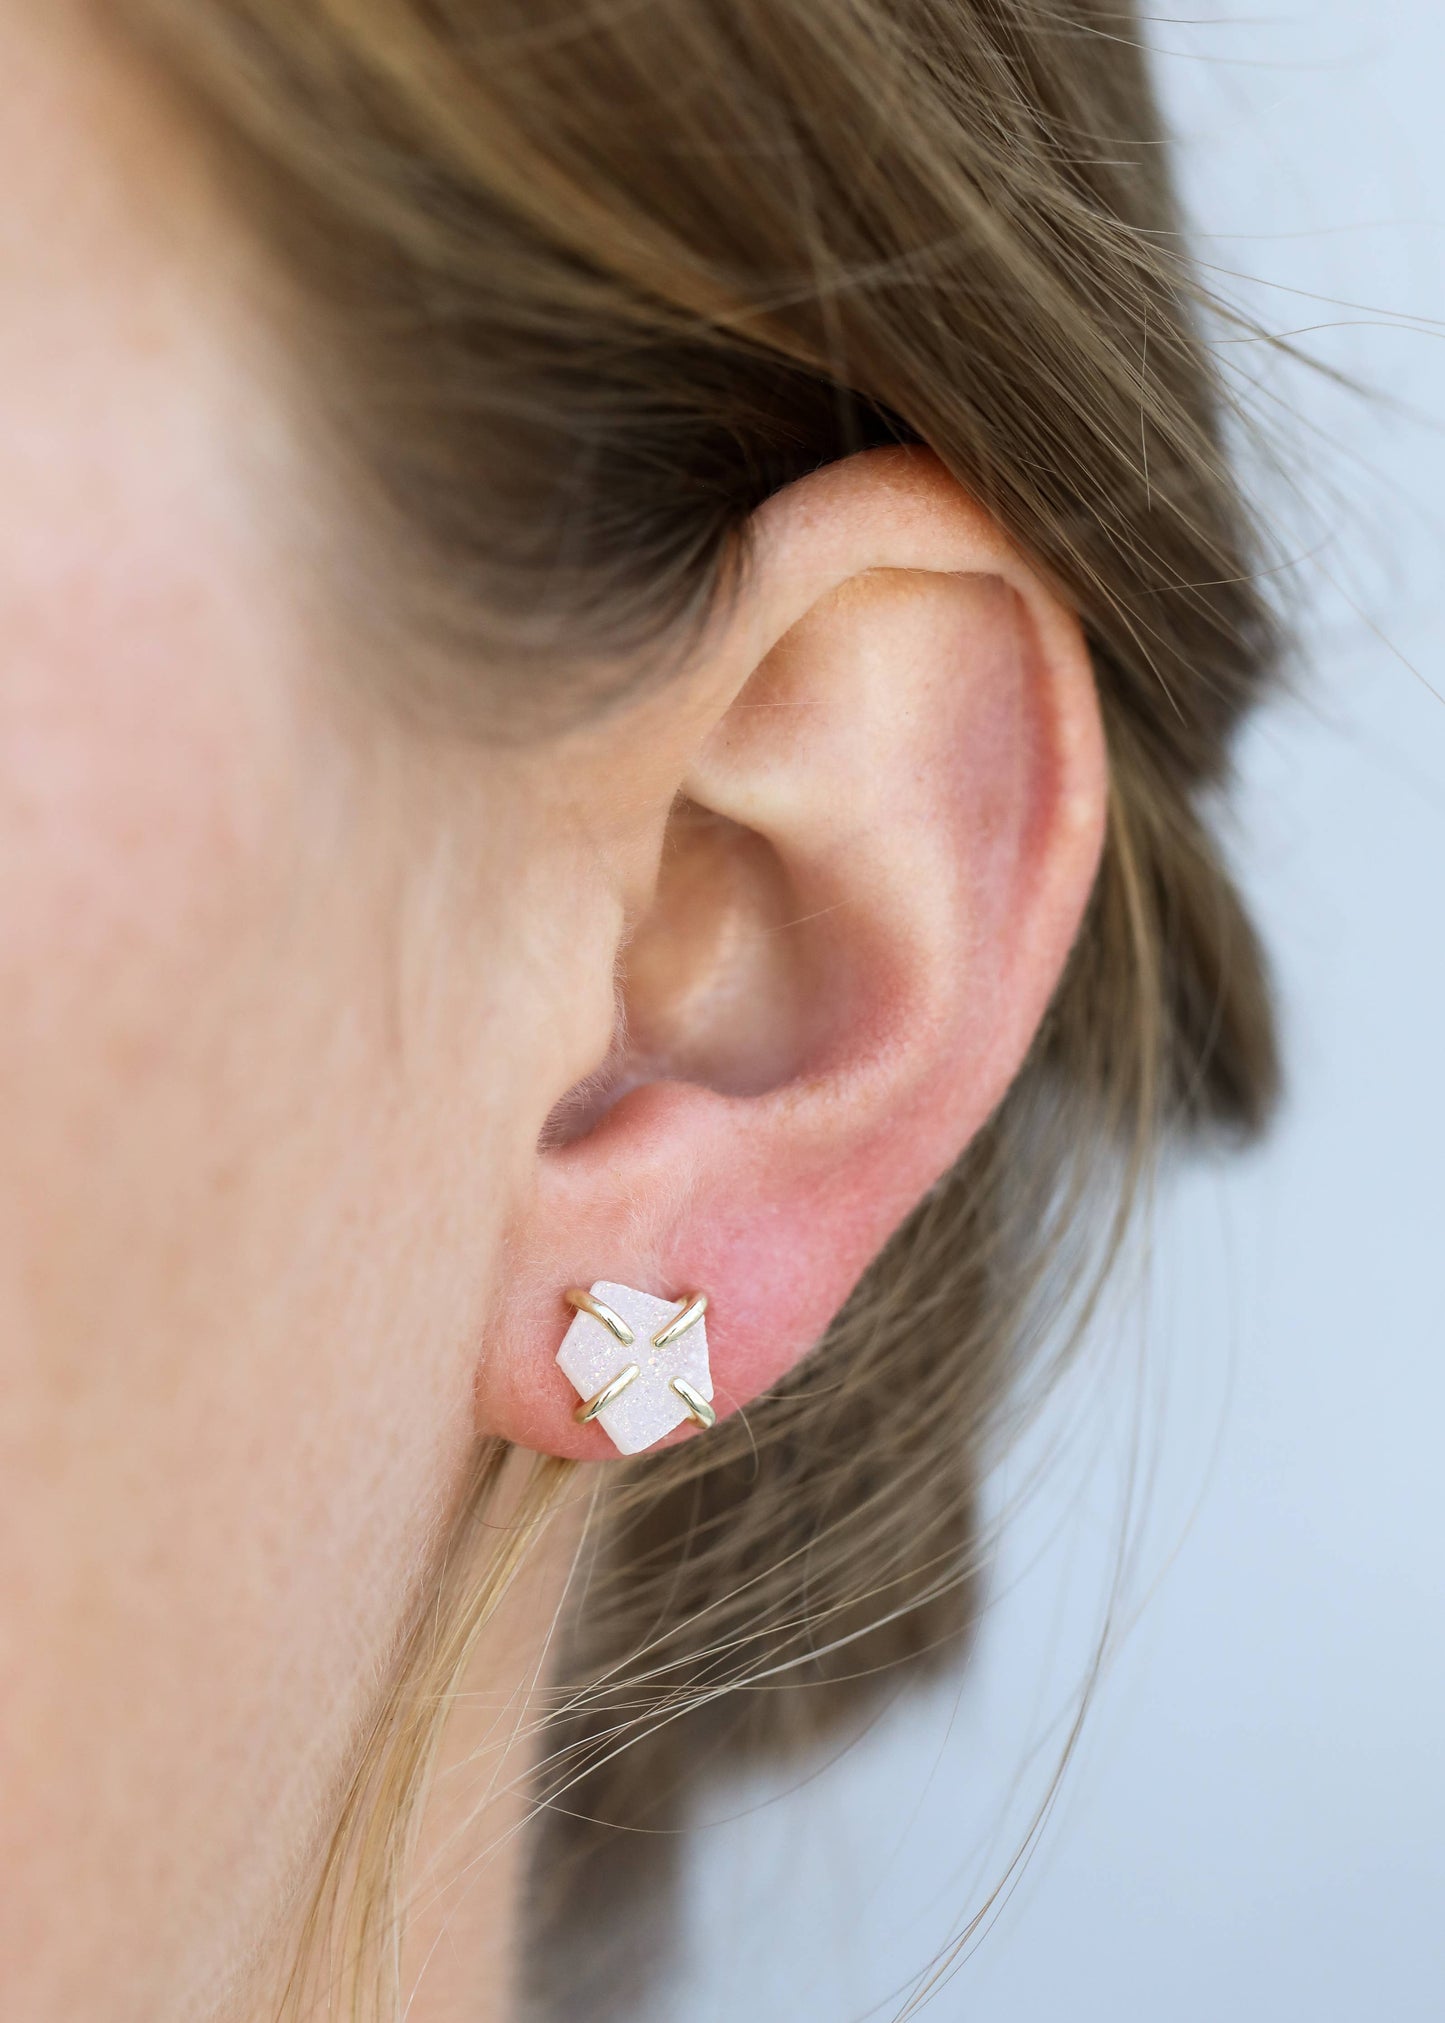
557;1281;716;1455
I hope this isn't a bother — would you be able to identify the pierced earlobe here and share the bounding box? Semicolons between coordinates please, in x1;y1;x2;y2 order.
558;1283;714;1454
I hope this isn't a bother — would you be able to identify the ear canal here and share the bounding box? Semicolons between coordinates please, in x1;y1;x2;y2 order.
617;798;822;1098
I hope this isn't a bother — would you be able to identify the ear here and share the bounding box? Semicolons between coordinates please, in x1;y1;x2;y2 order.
478;448;1106;1459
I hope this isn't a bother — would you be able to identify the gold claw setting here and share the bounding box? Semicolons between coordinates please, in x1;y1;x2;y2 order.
558;1283;716;1452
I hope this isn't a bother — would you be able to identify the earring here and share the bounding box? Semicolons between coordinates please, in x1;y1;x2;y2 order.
557;1281;716;1455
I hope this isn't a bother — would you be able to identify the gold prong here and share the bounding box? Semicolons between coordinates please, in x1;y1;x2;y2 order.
651;1292;708;1350
669;1375;716;1430
565;1286;635;1347
574;1362;641;1425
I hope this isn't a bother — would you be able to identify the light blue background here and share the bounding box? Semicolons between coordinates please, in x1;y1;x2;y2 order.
652;4;1445;2016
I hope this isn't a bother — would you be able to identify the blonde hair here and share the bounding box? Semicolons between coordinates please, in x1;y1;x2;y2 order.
121;1;1281;2013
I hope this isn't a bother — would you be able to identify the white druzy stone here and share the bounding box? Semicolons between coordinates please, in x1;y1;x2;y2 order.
556;1281;713;1456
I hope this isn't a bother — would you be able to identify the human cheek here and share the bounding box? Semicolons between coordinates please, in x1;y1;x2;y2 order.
0;385;388;2006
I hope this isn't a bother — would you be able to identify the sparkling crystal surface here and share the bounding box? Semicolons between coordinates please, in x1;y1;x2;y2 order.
555;1281;712;1455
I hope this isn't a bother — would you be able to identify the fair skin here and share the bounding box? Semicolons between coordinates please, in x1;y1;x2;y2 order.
0;7;1107;2020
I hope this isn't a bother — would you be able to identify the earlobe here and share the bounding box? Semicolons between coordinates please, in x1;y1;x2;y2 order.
476;450;1107;1461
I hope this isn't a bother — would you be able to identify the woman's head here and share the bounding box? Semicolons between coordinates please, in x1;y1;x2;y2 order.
0;2;1276;2016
